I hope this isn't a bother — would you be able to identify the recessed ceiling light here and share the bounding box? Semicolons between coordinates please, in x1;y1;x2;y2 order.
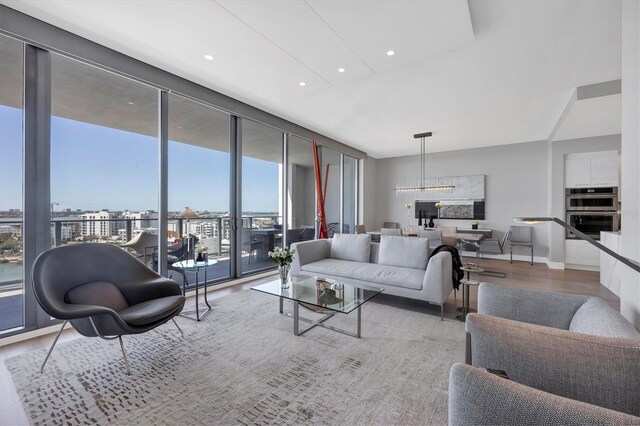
299;82;306;87
176;126;182;129
204;54;214;61
338;67;346;73
127;101;134;105
386;50;396;56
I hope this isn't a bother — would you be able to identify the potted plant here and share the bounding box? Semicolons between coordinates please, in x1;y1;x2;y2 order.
196;245;208;262
471;221;480;230
268;246;296;288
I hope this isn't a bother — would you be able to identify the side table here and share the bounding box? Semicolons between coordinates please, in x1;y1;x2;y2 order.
172;259;217;321
457;265;484;322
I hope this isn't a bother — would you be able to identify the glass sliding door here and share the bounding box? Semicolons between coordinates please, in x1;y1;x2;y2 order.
168;93;230;285
240;119;283;274
286;135;316;244
50;53;159;268
0;35;24;333
320;146;343;236
343;155;358;235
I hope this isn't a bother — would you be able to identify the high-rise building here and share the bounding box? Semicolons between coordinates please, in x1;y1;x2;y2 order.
123;210;158;230
81;211;116;237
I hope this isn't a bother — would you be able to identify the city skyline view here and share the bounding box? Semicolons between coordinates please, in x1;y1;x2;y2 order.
1;106;281;213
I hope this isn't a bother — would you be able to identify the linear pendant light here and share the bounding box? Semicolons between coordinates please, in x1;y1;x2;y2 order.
395;132;455;195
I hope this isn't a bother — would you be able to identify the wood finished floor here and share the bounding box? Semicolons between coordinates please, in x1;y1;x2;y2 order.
0;259;618;425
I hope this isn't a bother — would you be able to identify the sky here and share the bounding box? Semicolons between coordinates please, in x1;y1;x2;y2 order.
0;105;280;213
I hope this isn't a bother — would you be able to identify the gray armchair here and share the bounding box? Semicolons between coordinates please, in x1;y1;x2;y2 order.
32;243;186;375
449;363;639;425
509;225;534;265
453;282;640;424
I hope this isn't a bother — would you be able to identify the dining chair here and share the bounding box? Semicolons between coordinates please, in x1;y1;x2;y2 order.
438;226;458;247
418;229;442;248
380;227;402;236
475;231;511;278
383;221;400;229
509;225;534;265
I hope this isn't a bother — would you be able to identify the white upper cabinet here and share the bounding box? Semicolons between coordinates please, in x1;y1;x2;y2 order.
565;151;619;188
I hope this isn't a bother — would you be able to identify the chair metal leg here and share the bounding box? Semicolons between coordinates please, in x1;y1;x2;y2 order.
510;246;513;263
441;304;444;321
531;246;534;265
40;320;68;374
171;318;184;338
118;336;131;376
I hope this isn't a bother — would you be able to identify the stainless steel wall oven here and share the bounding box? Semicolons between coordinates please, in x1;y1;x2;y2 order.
565;187;619;240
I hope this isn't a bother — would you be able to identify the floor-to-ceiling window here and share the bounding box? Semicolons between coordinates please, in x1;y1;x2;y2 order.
320;146;343;236
0;35;24;333
168;93;230;284
286;135;316;244
240;119;283;274
0;32;361;338
50;53;159;267
343;155;358;235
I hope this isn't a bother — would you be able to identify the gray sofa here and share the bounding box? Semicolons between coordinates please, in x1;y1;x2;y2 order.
449;282;640;425
290;234;453;319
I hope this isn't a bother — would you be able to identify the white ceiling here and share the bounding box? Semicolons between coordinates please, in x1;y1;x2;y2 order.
1;0;622;158
553;94;622;142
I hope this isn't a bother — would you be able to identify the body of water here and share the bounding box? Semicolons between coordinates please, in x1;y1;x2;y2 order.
0;262;23;287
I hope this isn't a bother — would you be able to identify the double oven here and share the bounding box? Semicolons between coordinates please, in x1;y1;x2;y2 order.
565;187;619;240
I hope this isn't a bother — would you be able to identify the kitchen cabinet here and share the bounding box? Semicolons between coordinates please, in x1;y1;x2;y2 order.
565;151;619;188
565;239;600;270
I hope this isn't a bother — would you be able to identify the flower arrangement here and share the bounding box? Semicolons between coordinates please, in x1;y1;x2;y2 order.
435;201;443;209
404;202;413;209
471;221;480;226
268;246;295;267
196;245;208;254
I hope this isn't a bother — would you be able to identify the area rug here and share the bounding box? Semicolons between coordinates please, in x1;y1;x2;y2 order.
5;290;465;425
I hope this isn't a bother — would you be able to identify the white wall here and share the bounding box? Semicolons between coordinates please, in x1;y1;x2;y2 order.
374;141;550;257
621;0;640;328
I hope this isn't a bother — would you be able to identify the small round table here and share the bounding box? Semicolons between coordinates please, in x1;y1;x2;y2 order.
172;259;218;321
457;266;484;322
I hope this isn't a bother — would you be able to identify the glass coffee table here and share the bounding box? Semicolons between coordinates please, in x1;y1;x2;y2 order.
252;275;383;338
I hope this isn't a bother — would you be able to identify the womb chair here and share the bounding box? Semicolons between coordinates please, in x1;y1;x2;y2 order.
32;243;186;375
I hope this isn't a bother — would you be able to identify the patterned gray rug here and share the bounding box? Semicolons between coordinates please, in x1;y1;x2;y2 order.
5;290;465;425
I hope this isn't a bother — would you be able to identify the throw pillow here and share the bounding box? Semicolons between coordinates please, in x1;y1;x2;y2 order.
330;233;371;263
379;235;429;270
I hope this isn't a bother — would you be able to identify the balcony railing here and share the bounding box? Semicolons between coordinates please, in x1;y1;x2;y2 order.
0;214;282;293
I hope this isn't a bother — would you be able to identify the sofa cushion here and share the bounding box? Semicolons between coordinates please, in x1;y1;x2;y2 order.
378;235;429;270
65;281;129;311
301;258;424;290
330;233;371;263
569;297;640;339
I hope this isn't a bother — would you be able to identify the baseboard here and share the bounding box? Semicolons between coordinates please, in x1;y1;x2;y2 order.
545;260;565;270
459;251;547;265
565;263;600;272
